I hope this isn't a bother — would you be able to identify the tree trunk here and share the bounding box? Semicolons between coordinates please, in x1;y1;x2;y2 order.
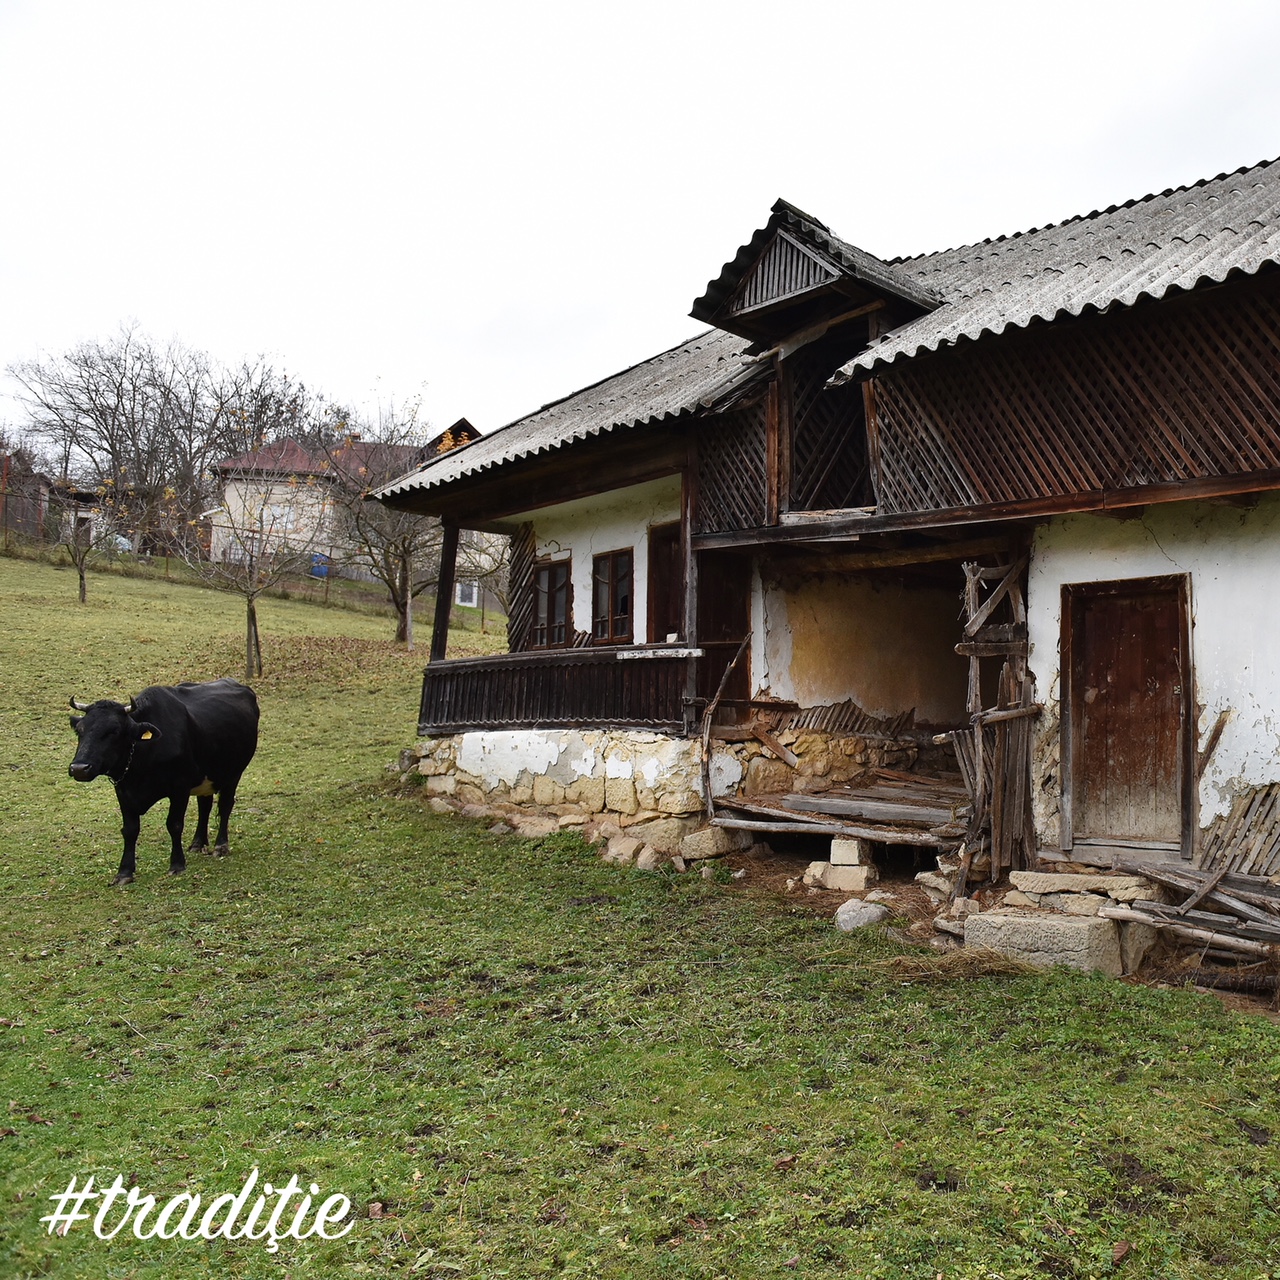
396;552;414;650
77;559;87;604
245;596;263;681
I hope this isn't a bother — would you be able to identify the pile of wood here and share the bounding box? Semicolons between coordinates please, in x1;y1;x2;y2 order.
1100;858;1280;960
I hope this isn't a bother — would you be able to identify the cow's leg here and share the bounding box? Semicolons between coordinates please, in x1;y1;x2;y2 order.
165;795;188;876
114;810;140;886
189;794;213;854
212;782;239;857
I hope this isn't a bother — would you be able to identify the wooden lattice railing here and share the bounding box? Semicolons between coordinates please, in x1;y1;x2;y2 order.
872;271;1280;514
419;646;702;736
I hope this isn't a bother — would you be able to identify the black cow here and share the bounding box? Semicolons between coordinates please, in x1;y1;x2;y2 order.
67;678;260;886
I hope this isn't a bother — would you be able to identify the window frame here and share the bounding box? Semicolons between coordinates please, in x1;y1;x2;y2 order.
592;547;634;645
530;558;571;649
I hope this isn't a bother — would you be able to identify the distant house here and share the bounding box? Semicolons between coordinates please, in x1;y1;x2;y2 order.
378;157;1280;892
207;420;479;569
0;452;52;542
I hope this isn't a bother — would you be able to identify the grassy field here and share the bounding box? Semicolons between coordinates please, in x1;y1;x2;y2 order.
2;555;1280;1279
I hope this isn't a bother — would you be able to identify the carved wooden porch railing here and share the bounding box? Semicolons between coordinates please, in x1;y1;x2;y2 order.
419;646;706;736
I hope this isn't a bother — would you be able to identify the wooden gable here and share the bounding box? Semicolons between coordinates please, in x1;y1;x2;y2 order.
729;231;840;317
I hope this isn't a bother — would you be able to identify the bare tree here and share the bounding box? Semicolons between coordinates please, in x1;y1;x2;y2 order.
198;463;328;680
321;410;449;648
48;482;118;603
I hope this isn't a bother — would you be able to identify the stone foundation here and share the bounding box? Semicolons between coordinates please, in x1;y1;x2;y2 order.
413;726;919;827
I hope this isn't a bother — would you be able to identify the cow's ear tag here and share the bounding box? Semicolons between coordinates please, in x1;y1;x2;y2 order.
140;730;153;740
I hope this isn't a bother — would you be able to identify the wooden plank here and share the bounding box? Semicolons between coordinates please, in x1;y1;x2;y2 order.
712;815;959;847
781;793;961;825
964;554;1029;637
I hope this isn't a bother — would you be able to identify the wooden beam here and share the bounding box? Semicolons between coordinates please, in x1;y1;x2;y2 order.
691;467;1280;550
430;522;459;663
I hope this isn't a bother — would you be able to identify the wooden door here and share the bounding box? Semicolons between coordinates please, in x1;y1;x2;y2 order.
1063;577;1191;856
647;522;683;643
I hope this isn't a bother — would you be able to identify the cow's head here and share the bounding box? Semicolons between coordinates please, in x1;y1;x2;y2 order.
67;697;160;783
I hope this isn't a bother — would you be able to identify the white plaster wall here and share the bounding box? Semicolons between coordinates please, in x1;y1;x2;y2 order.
509;475;682;642
1027;494;1280;830
754;569;969;725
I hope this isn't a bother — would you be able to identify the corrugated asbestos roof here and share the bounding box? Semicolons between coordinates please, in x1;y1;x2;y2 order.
377;329;755;498
842;158;1280;374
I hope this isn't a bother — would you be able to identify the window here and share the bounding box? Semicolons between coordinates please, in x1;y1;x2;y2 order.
454;580;479;608
592;549;633;643
531;560;570;648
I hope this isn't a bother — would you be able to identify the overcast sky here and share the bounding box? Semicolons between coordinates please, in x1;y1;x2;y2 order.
3;0;1279;441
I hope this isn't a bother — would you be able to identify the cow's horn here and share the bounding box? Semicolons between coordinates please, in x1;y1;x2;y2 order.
69;696;91;711
121;700;136;714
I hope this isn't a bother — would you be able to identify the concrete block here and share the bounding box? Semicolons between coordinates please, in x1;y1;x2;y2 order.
830;837;875;866
964;910;1123;976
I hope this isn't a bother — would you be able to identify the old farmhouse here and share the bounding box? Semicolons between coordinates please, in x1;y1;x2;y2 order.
380;158;1280;960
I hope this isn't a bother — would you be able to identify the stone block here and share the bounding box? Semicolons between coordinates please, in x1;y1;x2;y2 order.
951;896;981;918
626;816;700;853
680;826;748;861
804;861;878;891
424;774;456;796
557;813;588;828
635;846;666;872
1009;871;1148;895
834;900;891;932
915;870;955;895
426;797;456;814
964;910;1123;976
744;756;795;795
657;788;703;815
1120;921;1159;974
604;777;639;815
455;783;485;806
934;915;966;937
531;775;563;806
1107;883;1162;903
565;776;606;813
510;815;559;839
830;837;874;866
1002;890;1039;908
604;835;643;865
1052;892;1105;916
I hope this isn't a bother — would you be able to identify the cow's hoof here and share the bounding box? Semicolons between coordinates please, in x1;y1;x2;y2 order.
213;844;230;859
111;874;135;887
169;865;185;876
189;844;210;856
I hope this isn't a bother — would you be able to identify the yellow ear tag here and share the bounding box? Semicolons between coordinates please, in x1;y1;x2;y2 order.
141;731;153;740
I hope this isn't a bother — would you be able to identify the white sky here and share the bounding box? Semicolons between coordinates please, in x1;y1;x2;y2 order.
2;0;1279;439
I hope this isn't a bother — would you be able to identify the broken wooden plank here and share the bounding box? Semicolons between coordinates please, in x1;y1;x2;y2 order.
711;815;958;847
754;727;800;769
1099;906;1276;957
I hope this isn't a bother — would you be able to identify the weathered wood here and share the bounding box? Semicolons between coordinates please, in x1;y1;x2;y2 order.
1196;708;1233;780
1100;906;1277;957
781;793;961;825
429;522;460;663
753;727;800;768
964;555;1029;637
1177;865;1229;915
975;704;1044;725
701;633;752;819
712;815;960;847
419;647;701;735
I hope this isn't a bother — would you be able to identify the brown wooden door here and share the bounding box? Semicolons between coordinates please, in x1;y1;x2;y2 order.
1064;577;1191;853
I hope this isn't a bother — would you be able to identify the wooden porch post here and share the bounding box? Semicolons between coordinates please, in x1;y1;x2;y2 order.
430;522;459;664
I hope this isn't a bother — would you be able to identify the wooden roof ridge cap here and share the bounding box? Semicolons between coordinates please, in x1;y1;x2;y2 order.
886;155;1280;270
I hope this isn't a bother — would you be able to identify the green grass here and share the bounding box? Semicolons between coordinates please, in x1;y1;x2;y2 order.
2;556;1280;1279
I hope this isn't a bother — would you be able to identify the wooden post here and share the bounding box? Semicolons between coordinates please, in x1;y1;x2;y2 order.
430;522;459;664
682;460;700;734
